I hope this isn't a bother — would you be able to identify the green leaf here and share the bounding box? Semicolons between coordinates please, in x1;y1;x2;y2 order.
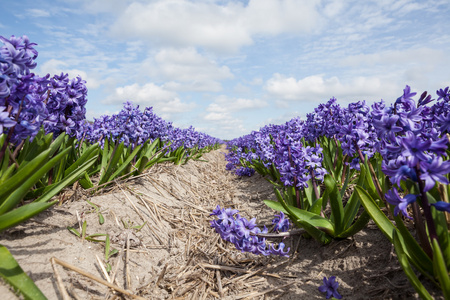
355;186;396;242
0;148;71;215
304;179;315;207
99;137;110;180
310;197;323;215
67;226;81;237
105;234;111;260
393;230;433;300
26;155;97;200
79;172;94;189
325;175;344;235
264;199;335;235
337;210;370;238
0;164;16;186
297;218;333;245
0;202;56;233
108;144;142;181
393;215;434;278
98;141;125;185
360;162;379;202
0;148;52;203
431;238;450;299
34;156;97;204
63;143;99;177
342;166;366;229
0;245;46;300
427;191;450;270
81;221;87;240
98;213;105;225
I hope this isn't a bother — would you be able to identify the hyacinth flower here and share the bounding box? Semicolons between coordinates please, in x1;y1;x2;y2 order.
357;85;450;299
318;276;343;299
272;212;290;232
373;86;450;240
210;205;290;257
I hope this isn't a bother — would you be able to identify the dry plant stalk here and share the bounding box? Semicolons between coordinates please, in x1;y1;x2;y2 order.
51;257;146;300
50;258;71;300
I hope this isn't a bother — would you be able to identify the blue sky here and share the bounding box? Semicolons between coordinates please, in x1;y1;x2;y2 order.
1;0;449;140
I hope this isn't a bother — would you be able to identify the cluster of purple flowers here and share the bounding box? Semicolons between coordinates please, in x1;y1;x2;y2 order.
302;97;343;141
273;136;327;189
226;84;450;218
0;35;88;144
44;73;88;139
0;35;219;153
210;205;290;257
225;117;327;190
85;101;221;150
337;100;378;169
371;85;450;216
1;35;44;143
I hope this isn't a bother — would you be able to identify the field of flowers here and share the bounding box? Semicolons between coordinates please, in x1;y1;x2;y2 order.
1;34;450;299
0;35;221;298
218;83;450;299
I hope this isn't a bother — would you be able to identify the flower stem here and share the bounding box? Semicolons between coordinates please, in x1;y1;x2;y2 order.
415;166;438;243
310;168;320;200
411;201;433;258
288;146;301;209
355;143;385;203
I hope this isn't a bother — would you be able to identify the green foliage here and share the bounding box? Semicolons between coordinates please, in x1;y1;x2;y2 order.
357;184;450;298
0;245;46;300
254;136;379;244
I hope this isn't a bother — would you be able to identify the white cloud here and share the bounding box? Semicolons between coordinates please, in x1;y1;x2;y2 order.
249;77;263;86
110;0;322;53
26;9;51;17
85;109;115;121
152;47;233;91
204;112;229;121
103;83;196;114
341;48;445;68
206;96;268;113
80;0;130;14
202;95;267;138
265;73;398;102
38;59;101;89
202;111;247;139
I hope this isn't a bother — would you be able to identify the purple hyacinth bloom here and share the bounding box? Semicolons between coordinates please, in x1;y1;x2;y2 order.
272;212;290;232
437;87;450;102
400;131;431;167
419;156;450;192
395;85;417;110
435;112;450;133
417;91;434;107
0;106;16;132
0;75;10;98
385;188;416;219
318;276;342;299
431;201;450;213
268;242;290;257
372;114;402;140
234;217;257;239
210;206;290;257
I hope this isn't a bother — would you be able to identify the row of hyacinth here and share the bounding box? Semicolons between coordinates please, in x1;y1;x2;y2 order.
0;35;88;144
226;85;450;216
225;116;328;190
210;205;290;257
371;86;450;216
0;35;221;151
84;101;222;150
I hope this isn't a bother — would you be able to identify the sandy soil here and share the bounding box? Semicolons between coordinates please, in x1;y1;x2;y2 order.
0;147;443;299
